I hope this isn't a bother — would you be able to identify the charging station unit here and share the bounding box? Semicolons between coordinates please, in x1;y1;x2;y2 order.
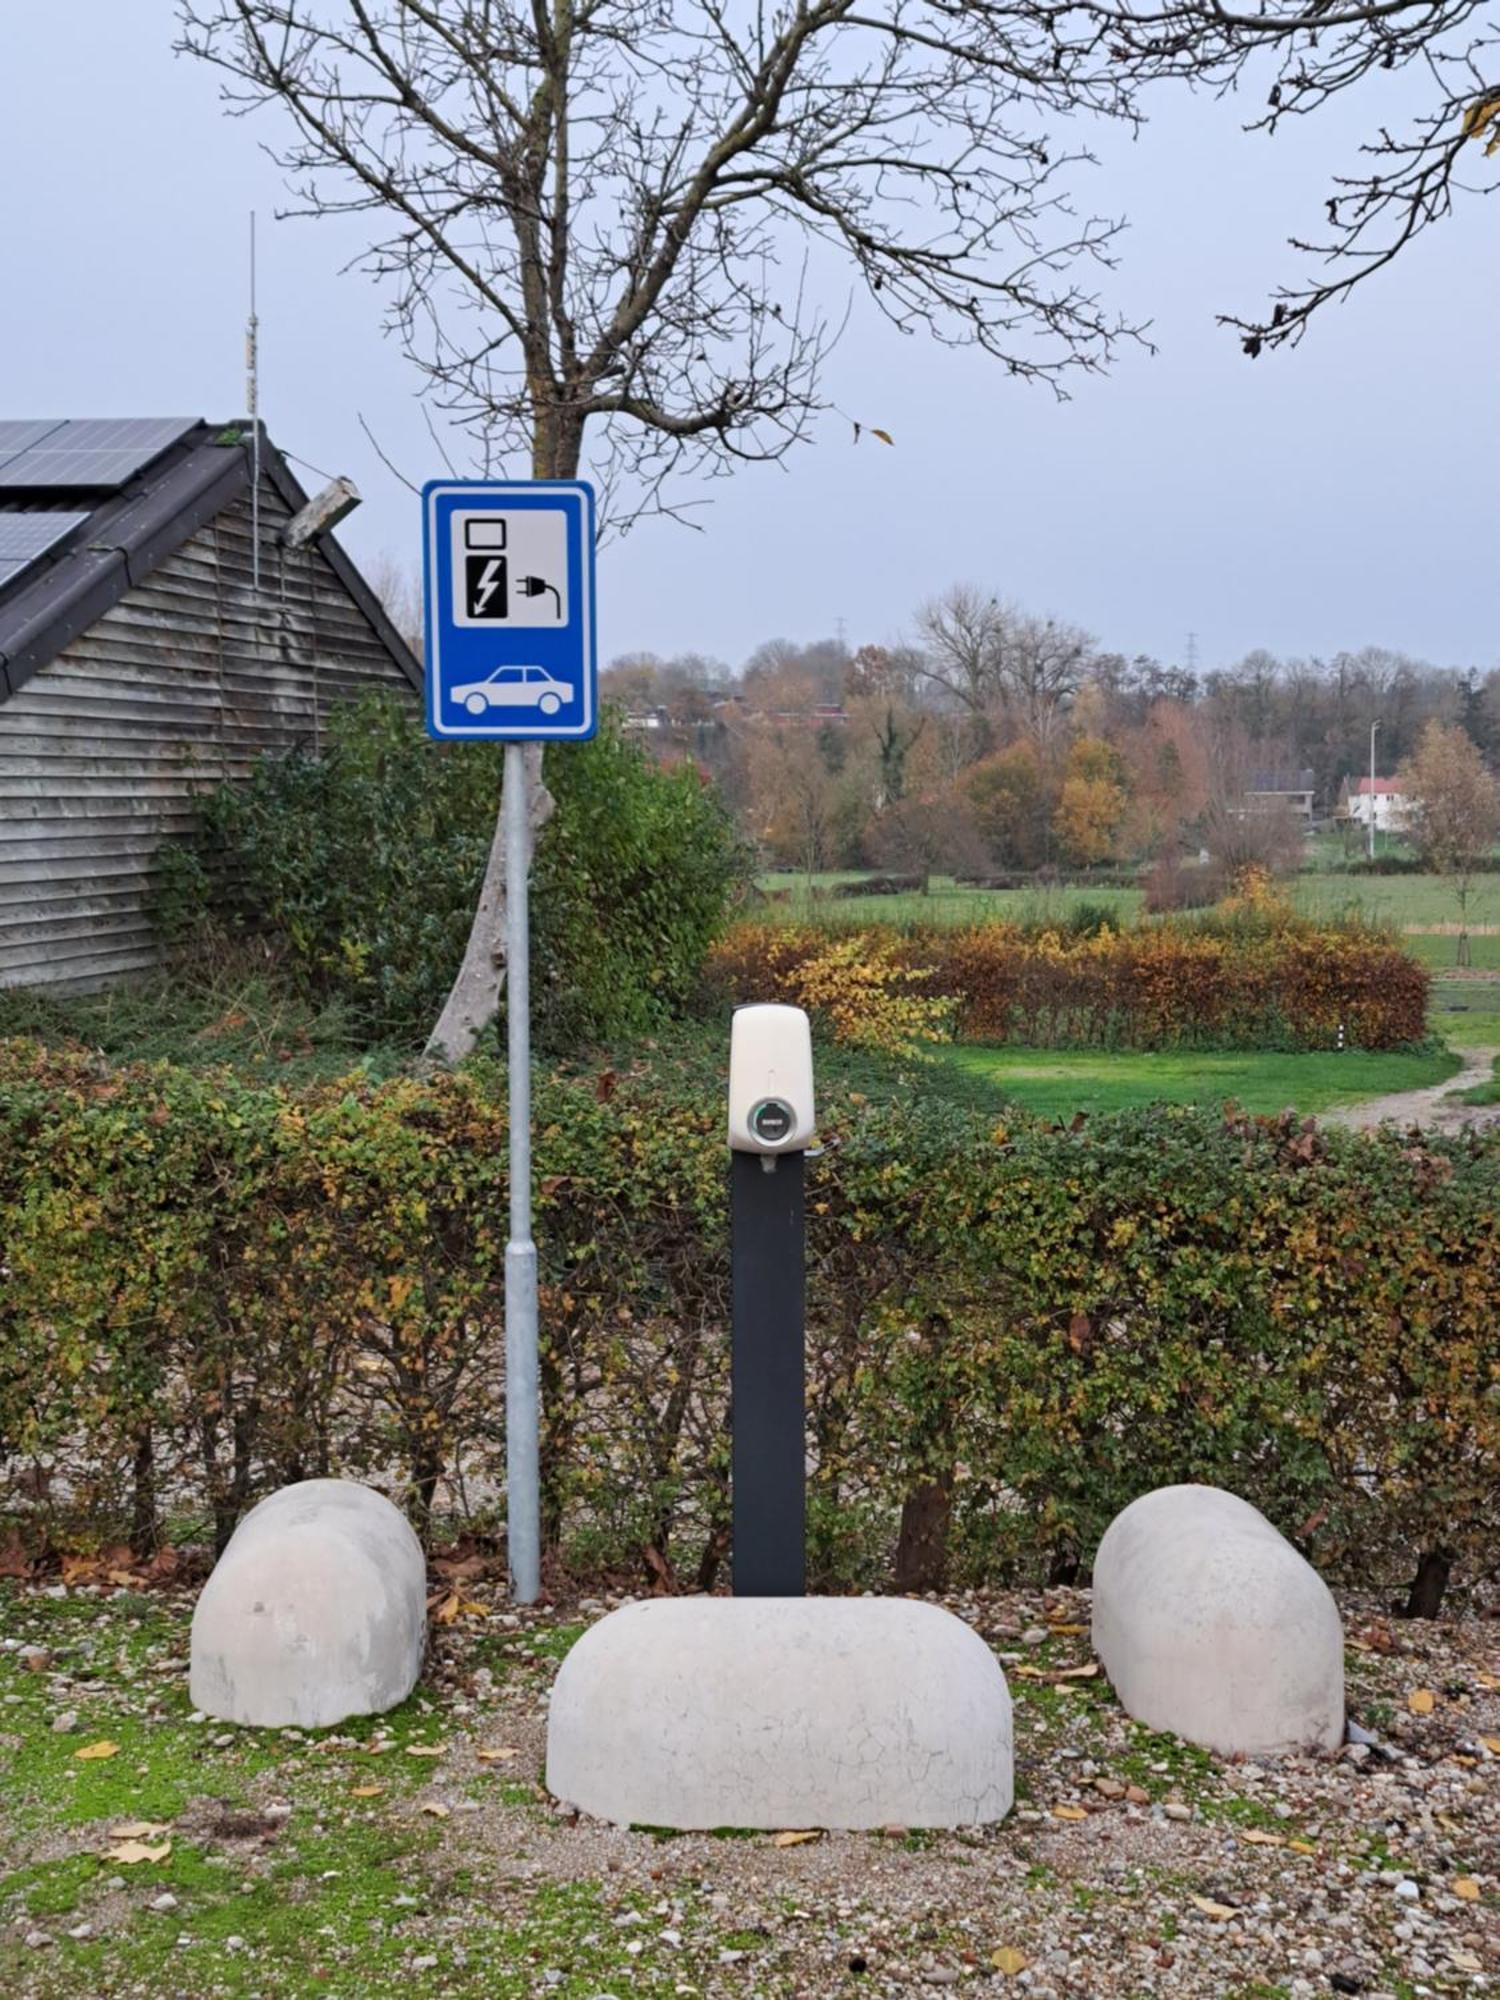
545;1005;1014;1832
727;1003;815;1597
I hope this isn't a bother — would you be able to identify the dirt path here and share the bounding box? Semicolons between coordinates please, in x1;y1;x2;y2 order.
1326;1044;1500;1131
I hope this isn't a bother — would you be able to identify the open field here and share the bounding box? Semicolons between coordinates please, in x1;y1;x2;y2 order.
937;1044;1462;1122
1;1578;1495;2000
756;871;1500;969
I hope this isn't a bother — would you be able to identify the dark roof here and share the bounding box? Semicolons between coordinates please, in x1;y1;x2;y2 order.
0;419;421;703
1248;768;1316;794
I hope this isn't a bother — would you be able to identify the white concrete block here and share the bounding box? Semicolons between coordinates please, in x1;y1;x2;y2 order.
190;1479;427;1728
546;1596;1012;1830
1092;1484;1344;1757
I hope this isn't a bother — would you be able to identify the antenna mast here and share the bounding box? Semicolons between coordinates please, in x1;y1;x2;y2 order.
247;212;261;597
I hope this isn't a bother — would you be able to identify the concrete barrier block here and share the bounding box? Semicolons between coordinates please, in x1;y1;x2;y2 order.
1092;1484;1344;1757
546;1596;1012;1830
190;1479;427;1728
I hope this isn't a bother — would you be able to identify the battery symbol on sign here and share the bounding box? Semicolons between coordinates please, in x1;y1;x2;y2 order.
464;518;508;619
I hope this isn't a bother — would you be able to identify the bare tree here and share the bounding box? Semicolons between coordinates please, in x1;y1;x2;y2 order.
1067;0;1500;352
180;0;1146;1058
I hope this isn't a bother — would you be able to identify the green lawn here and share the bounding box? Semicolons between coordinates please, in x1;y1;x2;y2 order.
759;875;1144;929
937;1043;1462;1121
759;867;1499;949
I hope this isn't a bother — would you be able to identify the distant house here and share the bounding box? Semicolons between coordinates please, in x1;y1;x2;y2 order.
1245;768;1317;819
0;418;421;992
1340;774;1410;832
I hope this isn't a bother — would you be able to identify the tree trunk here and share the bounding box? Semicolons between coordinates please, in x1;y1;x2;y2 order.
894;1475;953;1592
425;743;554;1065
1403;1545;1452;1619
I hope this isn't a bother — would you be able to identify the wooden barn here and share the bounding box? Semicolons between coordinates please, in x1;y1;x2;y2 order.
0;418;421;991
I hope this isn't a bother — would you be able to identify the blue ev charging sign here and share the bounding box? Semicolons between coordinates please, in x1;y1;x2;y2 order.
422;480;597;740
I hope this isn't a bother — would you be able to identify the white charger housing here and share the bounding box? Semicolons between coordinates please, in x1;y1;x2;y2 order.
727;1003;816;1154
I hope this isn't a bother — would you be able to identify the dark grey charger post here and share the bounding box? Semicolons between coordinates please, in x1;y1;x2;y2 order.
727;1005;814;1597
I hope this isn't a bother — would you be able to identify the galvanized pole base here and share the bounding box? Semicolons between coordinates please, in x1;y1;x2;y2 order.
504;742;541;1605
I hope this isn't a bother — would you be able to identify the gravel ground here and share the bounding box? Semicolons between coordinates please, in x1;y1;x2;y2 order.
1;1574;1496;1998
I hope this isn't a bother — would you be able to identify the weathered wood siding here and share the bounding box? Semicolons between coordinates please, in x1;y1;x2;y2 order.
0;479;417;991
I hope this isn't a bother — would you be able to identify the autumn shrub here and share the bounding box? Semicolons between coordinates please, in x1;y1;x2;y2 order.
0;1033;1495;1611
160;693;746;1052
705;915;1427;1050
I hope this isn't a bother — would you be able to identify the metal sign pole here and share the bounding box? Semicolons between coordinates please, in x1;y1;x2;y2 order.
504;741;541;1604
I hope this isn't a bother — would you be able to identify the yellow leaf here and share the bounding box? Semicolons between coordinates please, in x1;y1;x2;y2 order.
772;1829;821;1847
1190;1895;1237;1921
870;428;894;446
75;1740;120;1761
1055;1663;1100;1680
1475;1671;1499;1691
434;1592;461;1625
1454;1877;1480;1900
991;1945;1029;1976
1481;1735;1500;1754
457;1598;487;1619
476;1747;519;1763
109;1820;169;1840
1240;1829;1285;1847
351;1784;384;1799
1407;1688;1436;1715
420;1802;450;1819
1288;1840;1316;1855
1047;1623;1087;1636
405;1744;446;1758
106;1839;171;1865
1051;1804;1087;1821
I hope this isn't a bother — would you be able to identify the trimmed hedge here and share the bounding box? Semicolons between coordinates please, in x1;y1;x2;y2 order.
706;918;1428;1050
0;1036;1494;1609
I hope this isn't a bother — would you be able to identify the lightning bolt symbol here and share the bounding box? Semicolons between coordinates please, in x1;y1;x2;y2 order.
474;559;504;616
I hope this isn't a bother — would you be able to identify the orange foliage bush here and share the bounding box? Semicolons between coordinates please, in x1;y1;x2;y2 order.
705;917;1427;1050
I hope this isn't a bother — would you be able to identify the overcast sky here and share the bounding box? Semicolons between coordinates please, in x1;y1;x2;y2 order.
2;2;1491;677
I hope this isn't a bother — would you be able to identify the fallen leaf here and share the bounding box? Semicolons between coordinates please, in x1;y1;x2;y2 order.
1408;1688;1437;1715
75;1741;120;1762
1454;1877;1481;1900
1051;1805;1087;1822
1046;1622;1086;1636
1482;1735;1500;1754
105;1839;171;1865
476;1747;519;1763
1189;1895;1238;1921
420;1802;450;1819
350;1785;384;1799
772;1829;821;1847
1288;1839;1316;1855
1476;1671;1499;1691
405;1744;446;1759
1055;1663;1100;1680
109;1821;169;1840
991;1945;1028;1975
1240;1829;1286;1847
870;428;894;446
433;1592;462;1625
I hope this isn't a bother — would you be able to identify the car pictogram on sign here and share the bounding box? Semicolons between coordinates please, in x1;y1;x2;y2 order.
453;665;570;717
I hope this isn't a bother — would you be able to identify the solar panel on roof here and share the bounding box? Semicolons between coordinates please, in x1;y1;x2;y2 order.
0;419;68;475
0;418;197;491
0;511;91;562
0;509;90;593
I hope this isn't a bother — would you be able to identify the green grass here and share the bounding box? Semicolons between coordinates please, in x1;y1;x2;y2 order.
937;1043;1461;1120
757;873;1143;930
0;958;410;1084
